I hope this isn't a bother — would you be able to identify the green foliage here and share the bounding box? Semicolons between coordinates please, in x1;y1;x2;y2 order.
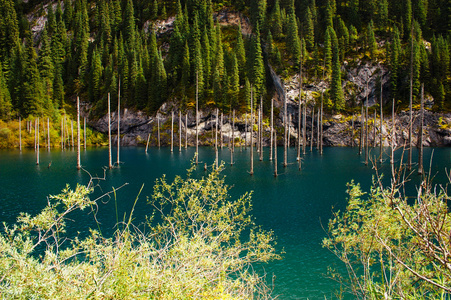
324;175;451;299
0;163;278;298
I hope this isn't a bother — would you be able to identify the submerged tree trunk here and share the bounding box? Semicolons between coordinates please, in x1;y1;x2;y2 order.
373;110;376;148
408;26;414;171
84;117;86;150
317;109;320;150
220;113;224;149
196;72;199;165
351;114;354;147
145;133;150;153
283;87;288;167
288;114;291;148
259;98;263;161
77;97;81;170
391;98;395;166
36;118;39;165
71;120;74;148
19;117;22;152
365;98;369;166
117;80;120;166
359;103;364;155
179;111;182;152
157;114;160;148
274;129;278;177
245;114;248;150
108;93;112;169
215;108;219;168
418;84;424;175
270;97;274;161
250;87;254;175
61;117;63;150
171;110;174;153
47;118;50;151
231;109;235;165
298;63;302;161
320;91;323;155
311;108;314;152
379;83;383;163
185;113;188;149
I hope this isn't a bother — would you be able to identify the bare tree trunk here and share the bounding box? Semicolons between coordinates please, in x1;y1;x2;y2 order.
351;114;354;147
185;113;188;149
117;79;120;166
47;118;50;151
220;112;224;149
245;113;248;150
317;109;320;150
171;110;174;153
77;96;81;170
270;97;274;161
157;113;160;148
365;97;369;166
108;93;112;169
145;133;150;153
302;99;307;155
288;114;291;148
311;108;314;152
373;110;376;148
260;98;263;161
196;72;199;165
34;119;37;151
359;103;364;155
379;82;383;163
320;91;323;155
298;62;302;161
274;129;278;177
84;117;86;150
408;25;414;171
391;98;395;166
215;108;218;168
61;117;63;150
179;111;182;152
283;87;288;167
231;109;235;165
71;120;74;148
257;107;260;154
36;118;39;165
418;84;424;175
250;87;254;175
19;117;22;152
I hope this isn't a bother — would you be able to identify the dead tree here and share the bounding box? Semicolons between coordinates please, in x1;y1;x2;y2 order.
157;113;161;148
359;103;364;155
171;110;174;153
117;79;121;166
250;87;254;175
84;117;86;150
379;82;383;163
365;96;369;166
108;93;112;169
418;84;424;175
179;111;182;152
274;129;278;177
77;97;81;170
408;25;414;171
391;98;395;165
19;117;22;152
270;97;274;161
36;118;39;165
283;87;288;167
196;72;199;165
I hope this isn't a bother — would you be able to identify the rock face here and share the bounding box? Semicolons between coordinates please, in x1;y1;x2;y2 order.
89;103;451;148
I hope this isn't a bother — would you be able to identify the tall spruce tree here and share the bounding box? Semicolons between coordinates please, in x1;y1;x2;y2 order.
329;27;344;111
286;13;301;64
304;7;315;51
390;26;401;101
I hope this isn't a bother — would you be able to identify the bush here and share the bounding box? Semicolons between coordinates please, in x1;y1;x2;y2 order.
0;163;279;299
324;174;451;299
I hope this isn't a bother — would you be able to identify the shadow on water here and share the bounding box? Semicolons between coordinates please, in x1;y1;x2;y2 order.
0;146;450;299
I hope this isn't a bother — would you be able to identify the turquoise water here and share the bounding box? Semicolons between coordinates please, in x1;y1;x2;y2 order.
1;146;450;299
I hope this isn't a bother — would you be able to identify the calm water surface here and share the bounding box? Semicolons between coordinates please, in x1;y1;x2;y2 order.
1;146;450;299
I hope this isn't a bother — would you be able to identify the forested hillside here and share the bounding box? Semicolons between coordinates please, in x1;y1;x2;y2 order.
0;0;450;122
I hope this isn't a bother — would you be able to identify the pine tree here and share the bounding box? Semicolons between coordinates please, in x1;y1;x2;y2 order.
124;0;137;50
89;48;102;103
38;28;54;104
229;52;240;109
324;27;332;73
181;41;190;89
390;26;401;100
0;0;20;57
47;4;57;36
376;0;388;29
404;0;412;39
63;0;73;29
250;0;267;30
304;7;315;51
249;27;265;98
329;26;344;111
201;27;211;90
0;60;12;119
236;22;246;81
367;20;377;60
53;63;64;108
325;0;335;30
270;0;283;38
286;13;301;64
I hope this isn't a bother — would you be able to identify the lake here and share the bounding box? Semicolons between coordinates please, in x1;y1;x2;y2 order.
0;146;450;299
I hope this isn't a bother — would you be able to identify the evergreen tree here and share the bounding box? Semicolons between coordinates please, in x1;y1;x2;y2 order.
390;26;401;100
111;0;122;33
38;28;54;104
367;20;377;60
325;0;335;30
63;0;73;29
53;63;64;108
73;0;89;88
0;0;19;57
336;17;349;60
270;0;283;38
304;7;315;51
250;0;267;31
89;48;102;103
0;60;12;119
228;52;240;109
201;27;211;90
21;34;45;116
124;0;137;50
181;41;190;89
404;0;412;39
376;0;388;29
324;27;332;73
329;27;344;111
46;4;57;36
249;28;265;97
236;22;246;81
286;13;301;64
